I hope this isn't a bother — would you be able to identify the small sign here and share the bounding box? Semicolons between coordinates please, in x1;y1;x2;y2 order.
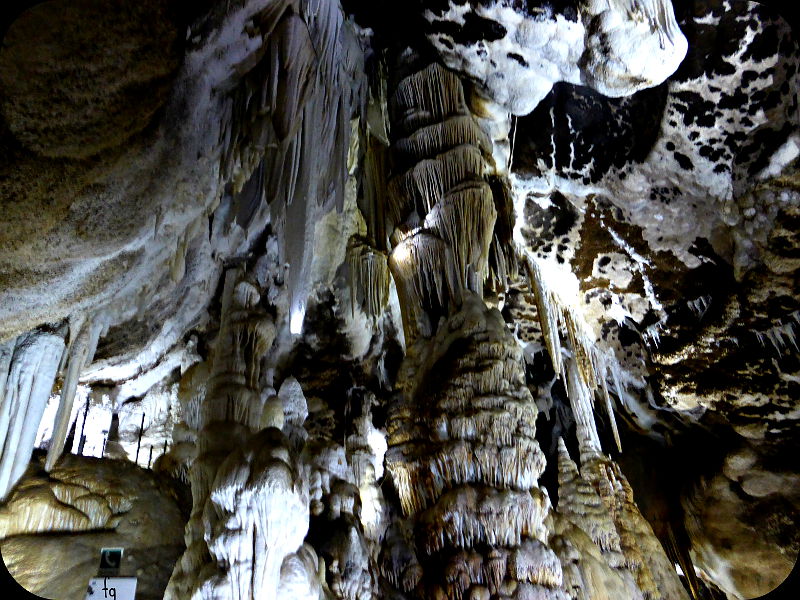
98;548;123;576
84;577;137;600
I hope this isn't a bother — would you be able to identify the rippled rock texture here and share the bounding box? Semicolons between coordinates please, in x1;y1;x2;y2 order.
0;452;188;600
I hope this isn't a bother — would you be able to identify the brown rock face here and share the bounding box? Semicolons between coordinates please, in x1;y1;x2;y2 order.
0;0;180;159
0;452;188;600
682;450;800;598
0;0;183;341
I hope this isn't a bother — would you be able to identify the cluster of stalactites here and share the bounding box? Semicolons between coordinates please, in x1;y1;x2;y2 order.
384;294;566;599
217;0;362;209
346;128;393;324
0;313;105;501
214;0;366;345
386;62;498;343
526;258;622;455
388;145;485;225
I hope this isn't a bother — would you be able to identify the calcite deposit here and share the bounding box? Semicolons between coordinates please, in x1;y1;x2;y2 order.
0;1;798;599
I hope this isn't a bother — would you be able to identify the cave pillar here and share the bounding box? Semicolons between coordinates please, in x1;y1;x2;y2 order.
165;269;310;600
380;54;566;599
384;294;567;599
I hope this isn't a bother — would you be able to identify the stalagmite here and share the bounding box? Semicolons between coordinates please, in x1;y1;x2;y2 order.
386;294;562;598
550;442;657;600
165;268;285;599
301;436;377;598
380;518;423;592
556;439;623;562
205;428;309;600
579;451;689;600
277;544;323;600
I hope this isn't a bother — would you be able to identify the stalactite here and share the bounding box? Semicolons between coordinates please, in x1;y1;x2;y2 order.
389;231;463;341
387;60;500;345
348;236;391;321
360;135;391;251
424;181;497;289
394;116;492;163
45;316;104;472
565;359;603;463
486;177;519;293
0;327;66;501
526;257;623;454
387;145;486;225
526;258;565;379
0;339;15;483
391;63;470;136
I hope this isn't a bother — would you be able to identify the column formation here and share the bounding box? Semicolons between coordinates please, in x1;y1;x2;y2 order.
166;270;310;600
384;294;566;599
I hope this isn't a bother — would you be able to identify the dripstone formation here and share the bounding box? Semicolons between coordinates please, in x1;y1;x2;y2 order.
0;1;798;600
